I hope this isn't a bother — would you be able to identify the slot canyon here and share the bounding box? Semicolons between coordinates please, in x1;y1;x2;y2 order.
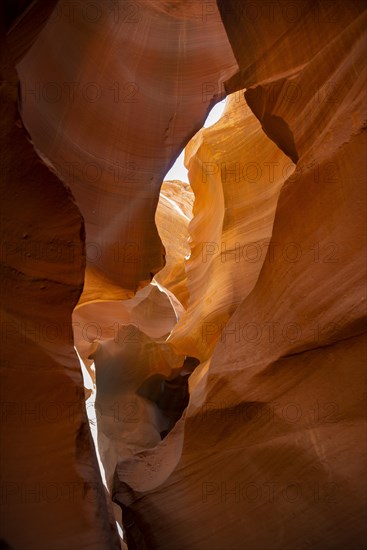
1;1;366;549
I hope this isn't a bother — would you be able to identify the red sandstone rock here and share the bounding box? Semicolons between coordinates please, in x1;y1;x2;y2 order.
0;26;119;550
16;0;238;302
113;2;367;548
1;1;366;549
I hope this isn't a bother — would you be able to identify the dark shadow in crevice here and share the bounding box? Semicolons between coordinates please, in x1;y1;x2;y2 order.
119;505;149;550
136;356;200;439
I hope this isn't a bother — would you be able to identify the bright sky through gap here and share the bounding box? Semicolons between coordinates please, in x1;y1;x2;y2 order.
164;98;227;182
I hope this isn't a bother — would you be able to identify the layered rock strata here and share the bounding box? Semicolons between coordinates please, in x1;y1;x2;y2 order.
1;1;366;549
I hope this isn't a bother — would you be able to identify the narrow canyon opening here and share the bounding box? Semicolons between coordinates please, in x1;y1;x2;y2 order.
73;98;229;545
2;2;366;549
71;91;297;546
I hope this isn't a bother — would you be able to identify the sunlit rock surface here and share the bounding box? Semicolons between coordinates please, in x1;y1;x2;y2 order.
73;282;184;375
168;92;295;361
1;0;366;549
155;180;194;308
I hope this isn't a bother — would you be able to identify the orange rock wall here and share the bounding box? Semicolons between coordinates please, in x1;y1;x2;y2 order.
1;1;366;549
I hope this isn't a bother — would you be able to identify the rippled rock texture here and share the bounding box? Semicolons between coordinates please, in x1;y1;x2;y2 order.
1;1;366;549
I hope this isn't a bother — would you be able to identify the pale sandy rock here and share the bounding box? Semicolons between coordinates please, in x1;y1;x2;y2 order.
90;324;184;540
73;282;184;378
155;180;194;308
92;326;182;489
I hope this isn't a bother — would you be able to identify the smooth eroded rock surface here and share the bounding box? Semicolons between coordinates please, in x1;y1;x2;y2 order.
17;0;238;301
0;22;120;550
1;0;366;549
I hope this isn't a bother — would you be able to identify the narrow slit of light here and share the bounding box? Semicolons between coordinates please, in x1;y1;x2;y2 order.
164;98;226;183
